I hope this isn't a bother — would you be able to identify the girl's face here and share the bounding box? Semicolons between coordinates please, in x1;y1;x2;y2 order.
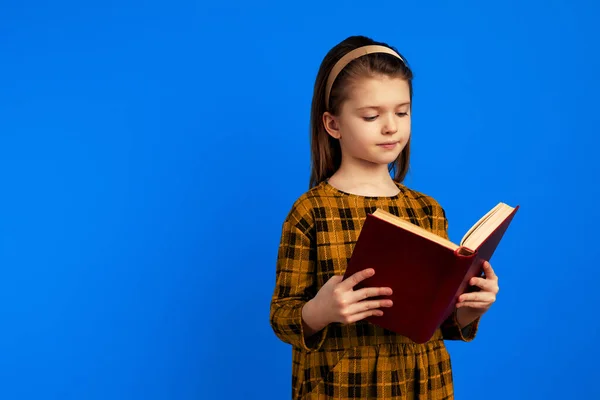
324;75;411;169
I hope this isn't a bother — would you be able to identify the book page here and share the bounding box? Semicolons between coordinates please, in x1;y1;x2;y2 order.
461;203;515;250
460;204;502;247
372;209;459;251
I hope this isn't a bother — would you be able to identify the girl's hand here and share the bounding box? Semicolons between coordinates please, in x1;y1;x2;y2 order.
302;268;393;334
456;261;499;315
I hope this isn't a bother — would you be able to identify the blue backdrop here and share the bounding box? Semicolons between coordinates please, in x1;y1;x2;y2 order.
1;1;598;399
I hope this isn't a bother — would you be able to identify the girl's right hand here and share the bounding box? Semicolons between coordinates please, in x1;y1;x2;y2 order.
302;268;393;334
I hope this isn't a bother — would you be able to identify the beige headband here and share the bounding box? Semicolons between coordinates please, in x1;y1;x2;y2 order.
324;45;405;109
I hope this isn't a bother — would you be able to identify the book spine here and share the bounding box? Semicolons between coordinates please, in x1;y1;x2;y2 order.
438;249;479;323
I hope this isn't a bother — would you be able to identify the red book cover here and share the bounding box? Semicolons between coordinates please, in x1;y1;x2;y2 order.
342;205;519;343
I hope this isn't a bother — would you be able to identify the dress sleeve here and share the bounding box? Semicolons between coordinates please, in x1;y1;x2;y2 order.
269;207;329;351
434;203;480;341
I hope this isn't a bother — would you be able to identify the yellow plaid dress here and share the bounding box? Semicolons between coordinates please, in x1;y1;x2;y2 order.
270;181;479;399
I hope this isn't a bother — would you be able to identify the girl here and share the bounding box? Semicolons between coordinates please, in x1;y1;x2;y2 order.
270;35;500;400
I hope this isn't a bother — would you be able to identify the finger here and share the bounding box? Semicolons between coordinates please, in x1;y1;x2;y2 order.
340;268;375;291
326;275;344;286
456;301;490;309
458;292;496;303
482;261;497;280
344;309;384;324
469;277;498;293
347;299;393;315
351;286;393;302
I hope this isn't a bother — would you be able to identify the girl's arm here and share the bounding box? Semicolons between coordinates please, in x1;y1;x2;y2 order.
270;205;393;350
440;309;479;341
269;211;330;351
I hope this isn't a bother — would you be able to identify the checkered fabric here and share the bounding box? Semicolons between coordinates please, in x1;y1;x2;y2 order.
270;181;479;399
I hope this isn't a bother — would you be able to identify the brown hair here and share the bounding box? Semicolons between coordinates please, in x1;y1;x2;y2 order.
309;35;414;189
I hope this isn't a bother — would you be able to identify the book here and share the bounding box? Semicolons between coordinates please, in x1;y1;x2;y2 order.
342;202;519;343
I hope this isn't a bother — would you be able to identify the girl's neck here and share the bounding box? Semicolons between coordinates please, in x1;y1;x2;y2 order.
327;164;400;197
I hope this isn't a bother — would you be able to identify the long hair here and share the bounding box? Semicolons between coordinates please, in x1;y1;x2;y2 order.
309;35;414;189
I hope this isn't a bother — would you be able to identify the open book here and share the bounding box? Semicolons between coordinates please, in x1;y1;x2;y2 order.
373;202;517;254
343;202;519;343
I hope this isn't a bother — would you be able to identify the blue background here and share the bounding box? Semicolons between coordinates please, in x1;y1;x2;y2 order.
1;1;598;399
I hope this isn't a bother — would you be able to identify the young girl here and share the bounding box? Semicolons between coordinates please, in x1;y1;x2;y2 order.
270;35;500;400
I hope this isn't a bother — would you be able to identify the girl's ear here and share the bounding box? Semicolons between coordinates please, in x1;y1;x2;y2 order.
322;112;341;139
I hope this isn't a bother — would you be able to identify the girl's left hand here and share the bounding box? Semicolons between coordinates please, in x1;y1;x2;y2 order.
456;261;499;314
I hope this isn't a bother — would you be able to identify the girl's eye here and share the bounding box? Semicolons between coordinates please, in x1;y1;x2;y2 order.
363;113;408;121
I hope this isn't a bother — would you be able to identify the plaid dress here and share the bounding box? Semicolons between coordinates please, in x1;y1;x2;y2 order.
270;181;479;399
